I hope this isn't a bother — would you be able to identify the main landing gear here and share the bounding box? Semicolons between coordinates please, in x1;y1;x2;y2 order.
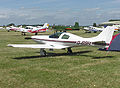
35;33;38;35
21;32;26;36
67;48;72;54
40;49;46;56
40;48;72;56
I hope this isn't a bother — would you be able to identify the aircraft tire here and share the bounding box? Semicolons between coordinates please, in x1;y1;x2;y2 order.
67;48;72;54
35;33;38;35
40;49;46;56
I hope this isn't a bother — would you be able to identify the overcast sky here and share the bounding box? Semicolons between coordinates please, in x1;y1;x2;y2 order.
0;0;120;25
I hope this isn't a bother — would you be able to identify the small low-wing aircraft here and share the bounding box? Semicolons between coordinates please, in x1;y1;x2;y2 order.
84;26;104;33
20;23;49;35
6;26;22;32
0;27;4;30
112;25;120;31
84;25;119;33
8;26;115;56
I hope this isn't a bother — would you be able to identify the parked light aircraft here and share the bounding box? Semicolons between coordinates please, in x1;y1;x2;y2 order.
84;25;119;33
84;26;104;33
8;26;115;56
0;27;4;30
113;25;120;31
6;26;22;32
20;23;49;35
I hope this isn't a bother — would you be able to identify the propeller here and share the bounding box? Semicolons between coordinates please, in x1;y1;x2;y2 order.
25;37;32;40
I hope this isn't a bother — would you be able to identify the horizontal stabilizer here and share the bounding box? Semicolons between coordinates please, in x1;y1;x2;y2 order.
92;41;109;46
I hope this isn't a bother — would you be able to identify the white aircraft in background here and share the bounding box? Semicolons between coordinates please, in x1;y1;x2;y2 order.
6;26;22;32
84;26;105;33
20;23;49;35
0;27;4;30
84;25;119;33
112;25;120;31
8;26;115;56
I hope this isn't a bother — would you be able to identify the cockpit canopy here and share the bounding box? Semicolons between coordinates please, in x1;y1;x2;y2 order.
25;26;33;29
49;32;63;38
49;32;70;39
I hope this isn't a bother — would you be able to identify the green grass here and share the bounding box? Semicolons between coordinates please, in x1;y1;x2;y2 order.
0;29;120;88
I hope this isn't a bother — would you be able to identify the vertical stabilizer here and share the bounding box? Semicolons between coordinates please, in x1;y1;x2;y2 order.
91;26;115;44
43;23;49;28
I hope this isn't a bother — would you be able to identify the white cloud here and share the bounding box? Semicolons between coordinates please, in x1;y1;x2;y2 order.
111;0;120;3
0;7;77;25
85;8;101;11
0;6;120;25
0;14;8;19
35;0;58;3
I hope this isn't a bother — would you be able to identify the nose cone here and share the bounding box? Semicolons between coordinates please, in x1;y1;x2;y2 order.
25;37;32;40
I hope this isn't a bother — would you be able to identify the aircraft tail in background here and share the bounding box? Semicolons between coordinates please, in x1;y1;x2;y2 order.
43;23;49;28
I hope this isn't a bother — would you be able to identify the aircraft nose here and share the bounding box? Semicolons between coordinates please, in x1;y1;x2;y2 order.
25;37;32;40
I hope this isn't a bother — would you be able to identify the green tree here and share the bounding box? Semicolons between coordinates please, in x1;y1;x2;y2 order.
74;22;79;29
7;23;15;26
93;23;97;27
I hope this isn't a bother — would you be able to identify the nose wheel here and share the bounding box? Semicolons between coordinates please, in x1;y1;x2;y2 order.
21;32;26;36
35;33;38;35
40;48;72;56
40;49;46;56
67;48;72;54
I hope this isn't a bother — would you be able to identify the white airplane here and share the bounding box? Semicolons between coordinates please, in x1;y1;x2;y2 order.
20;23;49;35
84;26;104;33
0;27;4;30
6;26;21;32
8;26;115;56
84;25;119;33
112;25;120;31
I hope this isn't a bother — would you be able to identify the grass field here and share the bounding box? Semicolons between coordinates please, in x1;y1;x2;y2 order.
0;29;120;88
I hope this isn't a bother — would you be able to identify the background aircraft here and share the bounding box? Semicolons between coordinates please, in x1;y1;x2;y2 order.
0;27;4;30
112;25;120;31
6;25;22;32
84;25;120;33
20;23;49;35
8;26;115;56
84;26;104;33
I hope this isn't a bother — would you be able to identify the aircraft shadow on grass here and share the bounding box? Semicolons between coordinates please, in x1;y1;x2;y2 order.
13;50;114;60
13;50;92;60
80;54;114;59
93;56;114;59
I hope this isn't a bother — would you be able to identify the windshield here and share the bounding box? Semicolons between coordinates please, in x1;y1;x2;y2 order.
49;32;63;38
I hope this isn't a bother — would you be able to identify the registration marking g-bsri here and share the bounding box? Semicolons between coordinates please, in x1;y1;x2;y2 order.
76;41;92;45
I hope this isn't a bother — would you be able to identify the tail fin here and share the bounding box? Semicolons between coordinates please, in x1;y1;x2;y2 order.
19;25;22;28
92;26;115;44
43;23;49;28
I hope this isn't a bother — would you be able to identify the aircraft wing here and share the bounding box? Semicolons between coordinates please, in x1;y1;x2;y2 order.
7;44;70;49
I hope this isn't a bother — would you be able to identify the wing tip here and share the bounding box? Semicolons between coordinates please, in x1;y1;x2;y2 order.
7;44;13;47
